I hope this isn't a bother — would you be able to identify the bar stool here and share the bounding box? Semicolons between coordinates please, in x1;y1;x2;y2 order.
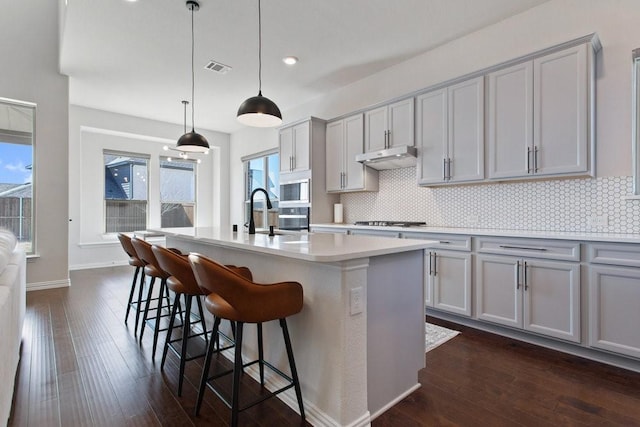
189;253;305;426
117;233;146;332
131;237;175;360
151;244;209;396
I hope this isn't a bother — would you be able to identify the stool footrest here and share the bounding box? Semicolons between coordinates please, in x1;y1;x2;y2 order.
204;358;295;413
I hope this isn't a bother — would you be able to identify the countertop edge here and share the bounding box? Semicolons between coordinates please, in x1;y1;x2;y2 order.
311;224;640;244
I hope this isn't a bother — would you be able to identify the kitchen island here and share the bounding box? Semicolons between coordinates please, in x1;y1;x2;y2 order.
156;227;434;426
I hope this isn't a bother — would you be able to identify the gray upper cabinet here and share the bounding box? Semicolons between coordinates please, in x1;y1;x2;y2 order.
364;98;414;152
488;42;595;179
417;76;484;185
280;121;311;173
326;114;378;192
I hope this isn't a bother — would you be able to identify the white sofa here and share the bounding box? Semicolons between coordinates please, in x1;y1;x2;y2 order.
0;230;26;426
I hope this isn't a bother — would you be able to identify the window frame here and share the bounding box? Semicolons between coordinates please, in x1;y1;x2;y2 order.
103;149;150;234
242;148;279;229
0;97;36;255
159;156;197;228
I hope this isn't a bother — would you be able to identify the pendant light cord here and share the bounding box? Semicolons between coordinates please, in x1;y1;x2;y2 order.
258;0;262;95
190;4;196;131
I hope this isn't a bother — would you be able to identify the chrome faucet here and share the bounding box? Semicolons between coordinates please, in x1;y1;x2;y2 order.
248;187;273;234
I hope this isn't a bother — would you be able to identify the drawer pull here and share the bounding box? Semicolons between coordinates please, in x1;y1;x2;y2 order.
499;245;548;252
439;240;451;244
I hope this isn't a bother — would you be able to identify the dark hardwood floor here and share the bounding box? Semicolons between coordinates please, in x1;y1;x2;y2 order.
8;265;640;426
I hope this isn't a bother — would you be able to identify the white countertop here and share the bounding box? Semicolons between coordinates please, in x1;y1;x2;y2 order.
154;227;434;262
311;223;640;244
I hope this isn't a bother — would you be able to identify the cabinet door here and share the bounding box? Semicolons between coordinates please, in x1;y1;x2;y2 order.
431;251;472;316
475;255;521;328
279;127;294;173
487;62;533;179
416;89;447;184
448;77;484;182
292;121;310;171
325;119;344;192
589;265;640;358
523;259;580;342
533;44;588;176
364;106;387;152
388;98;414;148
344;114;366;191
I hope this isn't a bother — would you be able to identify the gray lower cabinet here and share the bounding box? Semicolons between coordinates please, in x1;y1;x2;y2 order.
476;251;581;343
427;250;472;316
588;243;640;359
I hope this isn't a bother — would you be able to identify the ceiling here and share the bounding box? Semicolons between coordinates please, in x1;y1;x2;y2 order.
60;0;550;134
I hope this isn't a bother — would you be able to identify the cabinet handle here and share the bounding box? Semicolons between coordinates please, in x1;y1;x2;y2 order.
533;146;539;172
439;240;451;244
290;156;293;171
527;147;532;174
341;172;344;188
447;158;452;180
499;245;547;251
428;252;433;275
387;130;391;148
433;252;437;276
523;261;528;291
516;260;521;290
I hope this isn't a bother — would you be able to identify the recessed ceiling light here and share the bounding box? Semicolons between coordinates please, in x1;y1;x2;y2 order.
283;56;298;65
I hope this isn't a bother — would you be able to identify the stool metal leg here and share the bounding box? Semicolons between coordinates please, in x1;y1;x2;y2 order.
124;266;140;324
151;278;169;359
195;316;221;416
177;294;192;396
231;321;244;427
195;296;208;346
257;323;264;385
134;270;146;335
280;318;305;420
139;276;156;343
161;292;182;370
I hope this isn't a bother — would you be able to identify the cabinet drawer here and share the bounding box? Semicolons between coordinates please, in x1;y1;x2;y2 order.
588;243;640;267
402;232;471;251
476;238;580;261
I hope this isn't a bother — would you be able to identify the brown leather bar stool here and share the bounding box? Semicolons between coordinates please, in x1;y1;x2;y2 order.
131;237;175;360
189;253;305;426
117;233;146;332
151;244;209;396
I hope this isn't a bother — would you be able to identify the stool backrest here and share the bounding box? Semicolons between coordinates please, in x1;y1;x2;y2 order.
152;245;201;295
131;237;169;278
189;253;303;322
117;233;139;260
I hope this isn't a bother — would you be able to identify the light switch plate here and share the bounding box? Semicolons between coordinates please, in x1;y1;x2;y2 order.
350;287;363;315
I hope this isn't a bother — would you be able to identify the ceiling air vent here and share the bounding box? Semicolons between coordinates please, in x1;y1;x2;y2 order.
204;60;232;74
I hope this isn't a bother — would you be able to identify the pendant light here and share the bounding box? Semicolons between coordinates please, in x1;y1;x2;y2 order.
237;0;282;127
176;0;210;152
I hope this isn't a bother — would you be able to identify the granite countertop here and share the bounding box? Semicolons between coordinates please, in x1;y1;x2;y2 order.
154;227;435;262
310;223;640;244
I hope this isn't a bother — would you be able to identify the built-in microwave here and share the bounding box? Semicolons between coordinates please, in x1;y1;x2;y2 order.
278;206;310;231
280;178;310;205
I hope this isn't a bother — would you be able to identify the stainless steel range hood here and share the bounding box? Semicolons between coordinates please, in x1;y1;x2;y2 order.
355;145;418;170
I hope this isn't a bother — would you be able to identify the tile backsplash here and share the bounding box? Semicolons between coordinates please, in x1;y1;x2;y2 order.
340;167;640;234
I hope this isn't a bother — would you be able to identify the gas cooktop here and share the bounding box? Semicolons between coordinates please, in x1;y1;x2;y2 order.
353;221;427;227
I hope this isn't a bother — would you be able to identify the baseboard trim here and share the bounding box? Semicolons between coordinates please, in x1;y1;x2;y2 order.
369;383;421;422
69;261;128;271
27;278;70;291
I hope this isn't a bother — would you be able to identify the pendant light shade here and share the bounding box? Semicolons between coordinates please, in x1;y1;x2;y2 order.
237;0;282;127
177;0;209;152
237;90;282;127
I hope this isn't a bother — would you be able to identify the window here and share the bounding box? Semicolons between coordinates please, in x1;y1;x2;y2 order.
104;151;149;233
160;157;196;227
244;150;279;229
0;98;35;254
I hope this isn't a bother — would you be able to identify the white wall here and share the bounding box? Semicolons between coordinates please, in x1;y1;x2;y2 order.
1;0;70;288
68;105;230;269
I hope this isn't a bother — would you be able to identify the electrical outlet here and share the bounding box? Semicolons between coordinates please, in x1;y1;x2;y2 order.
588;215;609;227
350;287;363;315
